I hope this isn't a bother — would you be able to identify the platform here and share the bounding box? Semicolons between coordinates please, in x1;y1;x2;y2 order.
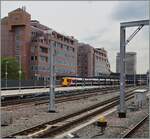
1;86;106;98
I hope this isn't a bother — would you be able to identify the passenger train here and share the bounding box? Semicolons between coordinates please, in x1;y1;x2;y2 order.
62;77;120;87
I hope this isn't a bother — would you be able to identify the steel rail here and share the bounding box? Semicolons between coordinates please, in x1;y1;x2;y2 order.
122;114;149;138
3;87;138;138
33;94;134;138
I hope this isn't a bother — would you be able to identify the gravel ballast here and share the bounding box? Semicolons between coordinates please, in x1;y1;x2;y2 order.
1;87;121;137
74;97;149;138
1;87;140;137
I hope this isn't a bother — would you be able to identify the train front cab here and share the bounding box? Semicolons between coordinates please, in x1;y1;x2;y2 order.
62;78;72;87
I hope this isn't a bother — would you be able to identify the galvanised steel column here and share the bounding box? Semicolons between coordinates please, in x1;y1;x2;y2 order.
19;54;22;93
134;71;136;86
53;51;56;95
118;26;126;118
147;73;149;88
5;61;8;89
48;41;55;112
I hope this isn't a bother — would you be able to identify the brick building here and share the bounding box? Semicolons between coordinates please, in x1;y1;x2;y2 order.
1;8;111;80
1;8;31;79
77;43;94;77
77;43;110;77
1;8;78;80
30;20;78;80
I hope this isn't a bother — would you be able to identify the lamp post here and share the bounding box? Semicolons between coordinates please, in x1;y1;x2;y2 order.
18;70;22;92
44;77;47;89
82;77;85;88
147;73;149;88
140;74;142;86
34;73;37;88
5;61;8;89
134;71;136;87
18;54;22;92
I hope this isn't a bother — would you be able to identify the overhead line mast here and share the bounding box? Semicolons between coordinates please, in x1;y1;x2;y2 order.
119;20;149;118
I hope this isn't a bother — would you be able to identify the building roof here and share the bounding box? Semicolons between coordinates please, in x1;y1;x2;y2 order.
8;7;30;16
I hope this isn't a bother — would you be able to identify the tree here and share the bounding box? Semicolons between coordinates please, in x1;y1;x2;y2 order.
1;57;25;80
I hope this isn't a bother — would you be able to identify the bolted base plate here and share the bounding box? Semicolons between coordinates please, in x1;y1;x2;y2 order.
48;110;56;113
118;112;126;118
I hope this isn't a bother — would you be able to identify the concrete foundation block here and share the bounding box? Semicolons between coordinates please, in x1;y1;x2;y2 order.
1;111;13;126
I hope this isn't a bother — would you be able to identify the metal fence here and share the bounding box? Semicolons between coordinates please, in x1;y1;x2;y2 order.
1;80;61;89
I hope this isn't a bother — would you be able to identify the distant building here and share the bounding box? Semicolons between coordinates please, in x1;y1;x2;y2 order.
77;44;94;77
116;52;137;75
1;8;78;80
77;43;110;77
94;48;110;76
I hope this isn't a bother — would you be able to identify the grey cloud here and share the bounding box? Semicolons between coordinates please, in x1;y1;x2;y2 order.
112;1;149;21
83;34;101;43
82;28;108;43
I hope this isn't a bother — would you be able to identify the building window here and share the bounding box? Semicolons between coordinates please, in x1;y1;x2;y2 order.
32;31;35;35
31;56;34;61
53;41;56;47
40;47;48;53
31;47;35;53
40;56;48;63
35;56;37;60
61;44;63;48
54;49;57;55
16;35;19;40
33;40;37;42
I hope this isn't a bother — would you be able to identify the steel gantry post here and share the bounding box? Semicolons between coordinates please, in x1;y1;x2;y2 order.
119;26;126;118
48;41;55;112
118;19;149;118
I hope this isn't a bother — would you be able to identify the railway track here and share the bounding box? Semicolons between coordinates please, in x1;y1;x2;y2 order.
3;87;138;138
2;86;121;107
2;91;111;111
122;114;149;138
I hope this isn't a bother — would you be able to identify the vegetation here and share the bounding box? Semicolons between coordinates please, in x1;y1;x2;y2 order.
1;57;25;80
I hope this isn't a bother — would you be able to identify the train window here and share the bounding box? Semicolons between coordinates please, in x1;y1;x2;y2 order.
72;80;76;83
67;79;71;82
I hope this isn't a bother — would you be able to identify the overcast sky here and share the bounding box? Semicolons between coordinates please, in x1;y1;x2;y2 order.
1;1;149;74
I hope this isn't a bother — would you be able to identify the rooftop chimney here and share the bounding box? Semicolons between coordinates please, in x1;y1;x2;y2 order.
22;6;26;11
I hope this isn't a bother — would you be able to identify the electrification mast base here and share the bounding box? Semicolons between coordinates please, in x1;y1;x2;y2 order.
118;112;126;118
48;110;56;113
